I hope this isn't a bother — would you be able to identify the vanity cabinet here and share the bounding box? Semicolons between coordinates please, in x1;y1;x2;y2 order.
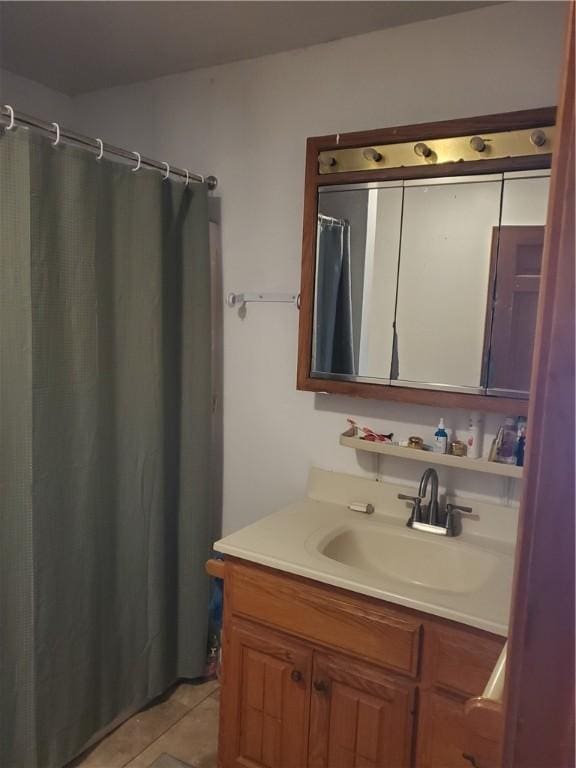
418;626;505;768
224;619;312;767
309;652;415;768
217;559;504;768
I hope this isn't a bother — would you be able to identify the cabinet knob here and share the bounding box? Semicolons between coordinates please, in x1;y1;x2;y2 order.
462;753;480;768
313;679;329;694
290;670;303;683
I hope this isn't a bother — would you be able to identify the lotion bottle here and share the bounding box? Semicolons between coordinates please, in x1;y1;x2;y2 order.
466;412;483;459
433;418;448;454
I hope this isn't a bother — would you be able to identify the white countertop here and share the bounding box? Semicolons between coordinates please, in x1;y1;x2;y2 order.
214;468;517;637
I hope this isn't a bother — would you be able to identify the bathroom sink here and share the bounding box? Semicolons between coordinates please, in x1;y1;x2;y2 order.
317;522;499;594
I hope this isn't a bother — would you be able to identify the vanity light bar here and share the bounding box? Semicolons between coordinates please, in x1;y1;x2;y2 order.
318;126;555;175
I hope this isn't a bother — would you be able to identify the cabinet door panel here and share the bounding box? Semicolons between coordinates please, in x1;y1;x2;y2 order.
417;627;505;768
309;652;415;768
429;627;503;699
418;691;472;768
221;619;312;768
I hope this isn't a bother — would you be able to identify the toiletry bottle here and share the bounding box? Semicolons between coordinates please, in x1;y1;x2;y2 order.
433;418;448;454
515;417;527;467
466;412;483;459
489;427;502;462
496;417;517;464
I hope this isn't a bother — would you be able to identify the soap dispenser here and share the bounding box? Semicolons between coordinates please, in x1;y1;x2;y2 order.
433;418;448;454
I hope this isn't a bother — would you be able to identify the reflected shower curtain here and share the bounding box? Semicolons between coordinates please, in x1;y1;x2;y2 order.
0;129;214;768
314;219;355;374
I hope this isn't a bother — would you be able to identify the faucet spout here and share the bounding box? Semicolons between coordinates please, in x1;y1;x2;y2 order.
418;468;440;525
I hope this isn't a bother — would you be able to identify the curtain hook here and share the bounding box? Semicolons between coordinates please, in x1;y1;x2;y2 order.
184;168;190;187
161;162;170;181
131;151;142;172
95;138;104;160
51;122;61;147
3;104;15;130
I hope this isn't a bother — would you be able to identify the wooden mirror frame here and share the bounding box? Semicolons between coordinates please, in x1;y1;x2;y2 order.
297;107;557;416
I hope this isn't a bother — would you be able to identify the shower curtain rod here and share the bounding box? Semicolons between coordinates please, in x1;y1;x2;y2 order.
0;105;218;190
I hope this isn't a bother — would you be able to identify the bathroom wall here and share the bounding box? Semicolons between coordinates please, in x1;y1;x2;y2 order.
0;68;74;124
7;3;567;533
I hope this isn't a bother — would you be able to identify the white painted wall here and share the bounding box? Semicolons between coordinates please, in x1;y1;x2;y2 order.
6;3;567;533
0;69;74;124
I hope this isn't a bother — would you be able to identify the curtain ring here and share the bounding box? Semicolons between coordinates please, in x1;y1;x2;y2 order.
162;162;170;180
131;151;142;172
95;138;104;160
184;169;190;187
51;122;61;146
3;104;15;130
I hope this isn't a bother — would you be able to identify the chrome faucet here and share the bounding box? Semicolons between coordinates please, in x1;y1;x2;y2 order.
418;467;440;525
397;467;473;537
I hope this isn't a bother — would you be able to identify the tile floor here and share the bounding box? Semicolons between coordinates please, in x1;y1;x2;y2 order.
72;680;219;768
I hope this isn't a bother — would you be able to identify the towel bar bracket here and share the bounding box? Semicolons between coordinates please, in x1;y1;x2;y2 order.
226;292;300;308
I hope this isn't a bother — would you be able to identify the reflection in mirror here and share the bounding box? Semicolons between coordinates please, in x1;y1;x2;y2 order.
394;175;503;391
486;172;550;395
310;170;550;398
312;184;401;380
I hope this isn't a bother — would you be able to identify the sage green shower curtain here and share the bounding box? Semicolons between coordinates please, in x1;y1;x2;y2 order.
0;129;214;768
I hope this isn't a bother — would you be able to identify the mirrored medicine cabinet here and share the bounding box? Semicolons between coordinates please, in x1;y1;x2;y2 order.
297;108;556;415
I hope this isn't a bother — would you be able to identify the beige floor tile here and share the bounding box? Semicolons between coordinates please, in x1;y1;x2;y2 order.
74;697;189;768
125;696;219;768
168;679;219;710
147;756;195;768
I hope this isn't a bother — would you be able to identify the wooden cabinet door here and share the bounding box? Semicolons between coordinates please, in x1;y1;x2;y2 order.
417;627;504;768
418;691;475;768
309;651;415;768
220;619;312;768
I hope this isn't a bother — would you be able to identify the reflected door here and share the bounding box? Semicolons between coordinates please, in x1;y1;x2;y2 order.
486;226;544;395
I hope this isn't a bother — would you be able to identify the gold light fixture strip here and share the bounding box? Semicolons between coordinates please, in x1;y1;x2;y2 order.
318;126;555;174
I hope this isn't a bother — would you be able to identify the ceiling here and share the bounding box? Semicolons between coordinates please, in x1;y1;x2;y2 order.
0;1;498;96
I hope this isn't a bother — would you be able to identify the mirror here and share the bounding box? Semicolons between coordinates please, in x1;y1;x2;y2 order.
314;183;402;380
312;170;549;398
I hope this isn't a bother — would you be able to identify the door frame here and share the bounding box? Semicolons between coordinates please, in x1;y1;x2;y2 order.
501;4;575;766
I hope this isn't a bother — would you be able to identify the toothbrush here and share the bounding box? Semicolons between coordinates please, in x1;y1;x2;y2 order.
346;418;393;443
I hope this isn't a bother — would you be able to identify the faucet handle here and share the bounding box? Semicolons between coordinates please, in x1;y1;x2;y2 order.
446;503;473;514
445;503;473;537
398;493;423;527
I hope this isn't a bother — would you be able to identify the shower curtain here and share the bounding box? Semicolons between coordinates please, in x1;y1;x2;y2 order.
0;129;214;768
314;218;355;375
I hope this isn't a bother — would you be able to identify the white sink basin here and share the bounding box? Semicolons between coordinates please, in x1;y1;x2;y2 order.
317;522;499;594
